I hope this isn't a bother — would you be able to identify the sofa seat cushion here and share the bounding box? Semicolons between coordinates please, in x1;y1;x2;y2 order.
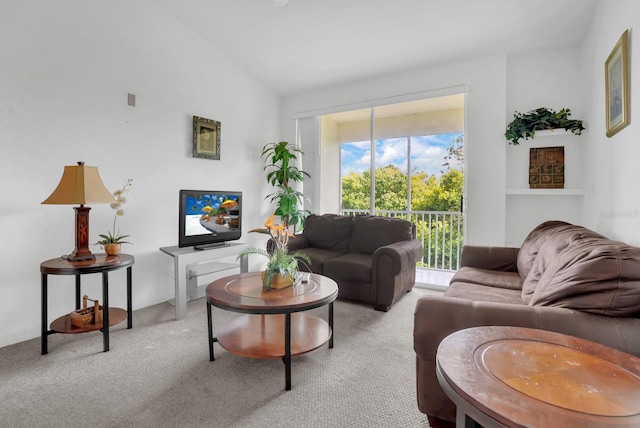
450;267;523;291
324;253;372;283
292;247;343;274
444;282;524;305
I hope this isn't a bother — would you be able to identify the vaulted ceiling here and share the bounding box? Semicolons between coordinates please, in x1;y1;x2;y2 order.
156;0;598;97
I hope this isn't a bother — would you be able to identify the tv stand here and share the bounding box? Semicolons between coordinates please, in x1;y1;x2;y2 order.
160;242;248;320
194;242;229;251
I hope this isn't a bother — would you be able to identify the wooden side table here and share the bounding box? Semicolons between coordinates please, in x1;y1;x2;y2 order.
436;326;640;427
40;254;134;354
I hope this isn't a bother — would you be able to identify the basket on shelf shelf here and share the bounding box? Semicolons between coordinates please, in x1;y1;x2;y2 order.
70;295;103;327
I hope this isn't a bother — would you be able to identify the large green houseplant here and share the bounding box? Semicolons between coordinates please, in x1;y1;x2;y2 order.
261;141;311;231
239;141;311;290
505;107;585;145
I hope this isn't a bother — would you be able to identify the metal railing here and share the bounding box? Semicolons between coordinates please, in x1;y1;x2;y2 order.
341;209;463;271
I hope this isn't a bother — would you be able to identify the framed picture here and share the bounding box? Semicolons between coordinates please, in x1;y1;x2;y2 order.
193;116;221;160
605;29;630;138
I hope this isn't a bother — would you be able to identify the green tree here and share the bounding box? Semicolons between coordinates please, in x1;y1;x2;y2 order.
374;165;407;210
341;170;370;210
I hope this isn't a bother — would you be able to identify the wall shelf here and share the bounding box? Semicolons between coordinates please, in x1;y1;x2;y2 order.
533;129;572;138
506;188;584;196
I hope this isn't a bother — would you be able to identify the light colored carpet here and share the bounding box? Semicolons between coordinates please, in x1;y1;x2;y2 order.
0;287;441;428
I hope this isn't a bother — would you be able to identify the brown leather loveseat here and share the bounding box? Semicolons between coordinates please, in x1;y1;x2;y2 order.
414;221;640;426
286;213;423;311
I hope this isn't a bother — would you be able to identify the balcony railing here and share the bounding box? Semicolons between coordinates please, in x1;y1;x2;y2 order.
341;209;463;271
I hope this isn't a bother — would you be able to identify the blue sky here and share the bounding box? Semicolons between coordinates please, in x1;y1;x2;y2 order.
341;132;463;177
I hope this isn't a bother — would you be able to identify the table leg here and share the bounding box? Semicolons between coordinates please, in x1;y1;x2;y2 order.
329;302;334;349
75;275;81;309
239;254;248;273
126;266;133;329
456;406;481;428
102;271;110;352
41;273;48;355
207;301;215;361
174;257;187;320
285;313;292;391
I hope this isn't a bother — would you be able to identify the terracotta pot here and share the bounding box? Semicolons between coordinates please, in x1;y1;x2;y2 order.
104;243;121;256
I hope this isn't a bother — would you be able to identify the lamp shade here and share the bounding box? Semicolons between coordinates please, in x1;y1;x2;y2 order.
42;162;115;205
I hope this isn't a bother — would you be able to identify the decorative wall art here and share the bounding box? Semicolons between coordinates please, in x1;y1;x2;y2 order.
529;146;564;189
605;29;630;138
193;116;221;160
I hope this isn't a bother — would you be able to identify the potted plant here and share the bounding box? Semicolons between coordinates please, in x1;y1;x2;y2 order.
505;107;585;145
261;141;311;231
238;213;311;290
96;179;133;255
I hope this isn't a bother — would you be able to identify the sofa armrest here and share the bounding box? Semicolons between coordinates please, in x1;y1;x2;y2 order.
460;245;519;272
373;239;423;276
284;233;309;252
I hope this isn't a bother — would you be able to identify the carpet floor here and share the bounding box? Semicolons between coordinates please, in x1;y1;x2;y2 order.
0;287;441;427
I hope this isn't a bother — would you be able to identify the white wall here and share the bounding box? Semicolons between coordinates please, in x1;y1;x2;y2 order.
0;1;280;347
581;0;640;245
284;56;509;247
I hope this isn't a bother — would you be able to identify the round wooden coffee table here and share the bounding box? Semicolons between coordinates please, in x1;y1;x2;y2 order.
206;271;338;390
437;326;640;427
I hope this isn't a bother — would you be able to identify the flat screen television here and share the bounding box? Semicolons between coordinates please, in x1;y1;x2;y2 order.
178;189;242;249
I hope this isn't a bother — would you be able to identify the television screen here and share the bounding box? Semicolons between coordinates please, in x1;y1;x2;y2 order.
178;190;242;249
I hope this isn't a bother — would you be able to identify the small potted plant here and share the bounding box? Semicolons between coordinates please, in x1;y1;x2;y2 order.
96;179;133;256
238;213;310;290
505;107;585;145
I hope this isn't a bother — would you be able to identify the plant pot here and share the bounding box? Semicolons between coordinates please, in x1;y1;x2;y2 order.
261;271;294;290
104;243;121;256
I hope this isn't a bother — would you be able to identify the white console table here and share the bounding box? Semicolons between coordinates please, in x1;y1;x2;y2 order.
160;242;248;320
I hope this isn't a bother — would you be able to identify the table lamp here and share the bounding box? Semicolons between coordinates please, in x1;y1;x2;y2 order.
42;161;116;262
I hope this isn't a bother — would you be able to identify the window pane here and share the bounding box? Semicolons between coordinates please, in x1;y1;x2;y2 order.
374;137;408;211
341;141;371;211
410;132;464;211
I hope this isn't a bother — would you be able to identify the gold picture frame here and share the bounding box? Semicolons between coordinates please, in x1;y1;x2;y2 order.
605;29;630;138
193;116;221;160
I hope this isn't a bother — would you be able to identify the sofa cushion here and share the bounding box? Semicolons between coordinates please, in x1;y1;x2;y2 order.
521;223;607;303
518;221;604;281
444;282;524;305
450;266;523;291
324;253;372;283
302;214;353;252
291;247;342;274
527;237;640;317
348;215;413;255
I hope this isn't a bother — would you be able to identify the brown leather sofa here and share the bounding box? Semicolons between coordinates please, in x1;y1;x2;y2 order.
414;221;640;426
286;213;423;311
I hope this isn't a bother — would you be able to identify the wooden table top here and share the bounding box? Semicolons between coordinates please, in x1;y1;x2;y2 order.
436;326;640;427
206;271;338;314
41;254;134;275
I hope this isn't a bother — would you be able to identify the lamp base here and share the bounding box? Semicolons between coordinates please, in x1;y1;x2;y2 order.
67;206;95;263
63;252;96;262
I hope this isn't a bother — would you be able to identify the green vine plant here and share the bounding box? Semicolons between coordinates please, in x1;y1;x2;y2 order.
505;107;585;145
